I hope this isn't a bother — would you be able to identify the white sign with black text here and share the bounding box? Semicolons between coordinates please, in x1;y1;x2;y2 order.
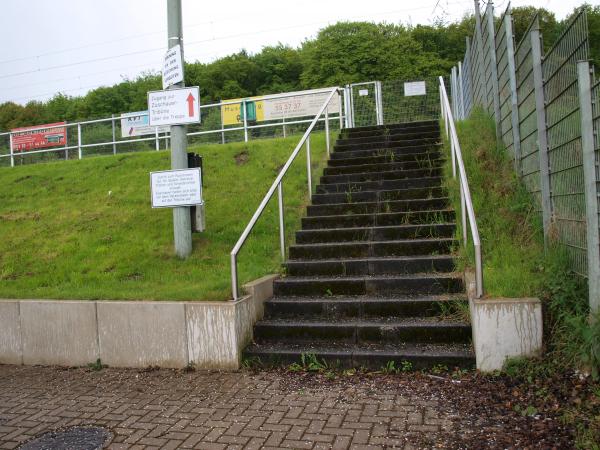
148;86;201;127
120;111;169;138
150;168;203;208
404;81;427;97
162;44;184;89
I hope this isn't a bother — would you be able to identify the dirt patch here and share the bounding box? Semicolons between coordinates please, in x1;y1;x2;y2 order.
234;150;249;165
13;175;32;183
0;211;41;221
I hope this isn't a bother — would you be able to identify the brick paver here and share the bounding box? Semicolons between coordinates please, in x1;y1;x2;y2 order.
0;366;454;449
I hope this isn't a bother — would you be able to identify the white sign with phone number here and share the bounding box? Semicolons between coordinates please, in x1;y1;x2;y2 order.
262;91;340;120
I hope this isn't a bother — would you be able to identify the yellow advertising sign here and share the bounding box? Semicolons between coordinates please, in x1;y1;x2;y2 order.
222;97;264;126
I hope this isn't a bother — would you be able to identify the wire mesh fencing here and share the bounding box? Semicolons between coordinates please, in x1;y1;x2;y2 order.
381;78;442;124
450;1;600;309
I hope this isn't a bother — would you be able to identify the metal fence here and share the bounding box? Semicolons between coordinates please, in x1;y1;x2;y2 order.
451;1;600;312
0;88;344;168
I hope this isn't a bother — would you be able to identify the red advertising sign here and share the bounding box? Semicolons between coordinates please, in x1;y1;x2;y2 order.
11;122;67;152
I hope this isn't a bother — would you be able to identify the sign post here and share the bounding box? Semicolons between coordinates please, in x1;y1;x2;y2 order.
167;0;192;258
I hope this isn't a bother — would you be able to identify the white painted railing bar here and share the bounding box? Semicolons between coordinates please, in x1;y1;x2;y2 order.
230;87;340;300
439;76;484;298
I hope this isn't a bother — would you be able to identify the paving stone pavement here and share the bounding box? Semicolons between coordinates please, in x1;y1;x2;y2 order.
0;365;457;450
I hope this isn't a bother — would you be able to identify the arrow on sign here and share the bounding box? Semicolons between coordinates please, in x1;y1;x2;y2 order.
187;93;195;117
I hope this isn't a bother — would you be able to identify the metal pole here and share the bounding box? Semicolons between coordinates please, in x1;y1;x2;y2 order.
338;91;343;130
458;61;464;120
111;114;117;155
486;2;502;142
282;115;287;138
77;123;82;159
531;25;552;245
168;0;192;258
220;106;225;144
155;127;159;151
325;108;330;157
306;135;312;198
577;61;600;313
505;9;522;174
243;100;248;142
9;133;14;167
277;182;285;261
474;0;486;109
231;254;238;300
460;181;468;245
374;81;382;126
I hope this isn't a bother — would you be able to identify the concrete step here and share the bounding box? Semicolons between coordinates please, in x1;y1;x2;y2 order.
315;176;443;194
336;130;440;146
273;273;464;296
306;197;449;217
253;317;472;345
327;150;443;167
301;209;455;230
323;159;443;176
295;223;455;244
310;186;446;205
329;144;441;161
334;137;440;152
243;341;474;370
264;294;467;319
320;167;442;185
340;121;439;138
285;255;455;276
288;238;456;259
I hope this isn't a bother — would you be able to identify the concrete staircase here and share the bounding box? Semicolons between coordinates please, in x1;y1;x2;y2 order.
244;120;475;369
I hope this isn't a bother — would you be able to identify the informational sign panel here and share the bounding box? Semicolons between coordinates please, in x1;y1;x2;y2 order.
404;81;427;97
150;168;202;208
358;89;369;96
221;89;340;126
162;44;184;89
120;111;169;138
11;122;66;152
148;86;200;126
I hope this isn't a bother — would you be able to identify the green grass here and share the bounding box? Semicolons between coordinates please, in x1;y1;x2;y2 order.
0;133;330;300
443;109;547;298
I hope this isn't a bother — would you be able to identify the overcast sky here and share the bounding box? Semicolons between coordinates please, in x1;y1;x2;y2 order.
0;0;587;106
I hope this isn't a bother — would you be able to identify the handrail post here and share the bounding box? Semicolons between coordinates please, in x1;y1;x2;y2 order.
220;106;225;144
451;132;456;178
282;115;287;138
475;243;484;298
231;253;238;300
277;182;285;261
338;91;343;130
77;123;82;159
243;100;248;143
9;133;14;167
306;135;312;198
111;114;117;155
460;182;468;245
155;127;160;151
325;109;330;157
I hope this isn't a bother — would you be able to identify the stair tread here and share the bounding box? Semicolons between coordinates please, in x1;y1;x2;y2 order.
290;237;456;248
276;272;462;282
298;223;456;233
266;293;466;303
304;208;454;220
325;159;444;171
286;254;454;263
244;341;473;357
257;317;469;326
308;197;449;209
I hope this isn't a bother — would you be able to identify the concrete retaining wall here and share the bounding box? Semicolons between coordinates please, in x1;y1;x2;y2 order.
0;274;278;369
465;272;543;372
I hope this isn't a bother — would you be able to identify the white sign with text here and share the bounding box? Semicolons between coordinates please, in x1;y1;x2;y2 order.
120;111;169;138
150;168;203;208
162;44;184;89
404;81;427;97
148;86;200;126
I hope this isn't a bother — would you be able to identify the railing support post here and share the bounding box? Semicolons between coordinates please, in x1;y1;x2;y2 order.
338;91;343;130
9;133;14;167
306;135;312;198
325;109;330;157
77;123;82;159
277;182;285;261
220;106;225;145
243;100;248;143
282;116;287;138
460;182;468;245
155;127;160;151
578;61;600;314
231;253;238;301
531;25;553;245
111;114;117;155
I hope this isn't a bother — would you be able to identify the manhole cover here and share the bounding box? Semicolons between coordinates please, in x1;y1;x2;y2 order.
20;426;112;450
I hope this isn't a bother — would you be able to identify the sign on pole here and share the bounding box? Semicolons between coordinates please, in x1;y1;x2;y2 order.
162;44;184;89
404;81;427;97
120;111;169;138
148;86;201;126
150;168;202;208
11;122;67;152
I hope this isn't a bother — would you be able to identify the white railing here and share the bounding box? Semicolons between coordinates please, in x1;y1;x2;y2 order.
0;86;344;167
439;76;484;298
230;87;342;300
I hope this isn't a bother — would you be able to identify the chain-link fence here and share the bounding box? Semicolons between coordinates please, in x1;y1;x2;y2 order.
451;1;600;311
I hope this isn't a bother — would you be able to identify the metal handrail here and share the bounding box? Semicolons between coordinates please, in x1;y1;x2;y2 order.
230;87;341;300
439;76;484;298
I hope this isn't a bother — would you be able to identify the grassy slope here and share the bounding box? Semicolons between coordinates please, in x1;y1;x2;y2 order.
443;110;547;298
0;133;329;300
